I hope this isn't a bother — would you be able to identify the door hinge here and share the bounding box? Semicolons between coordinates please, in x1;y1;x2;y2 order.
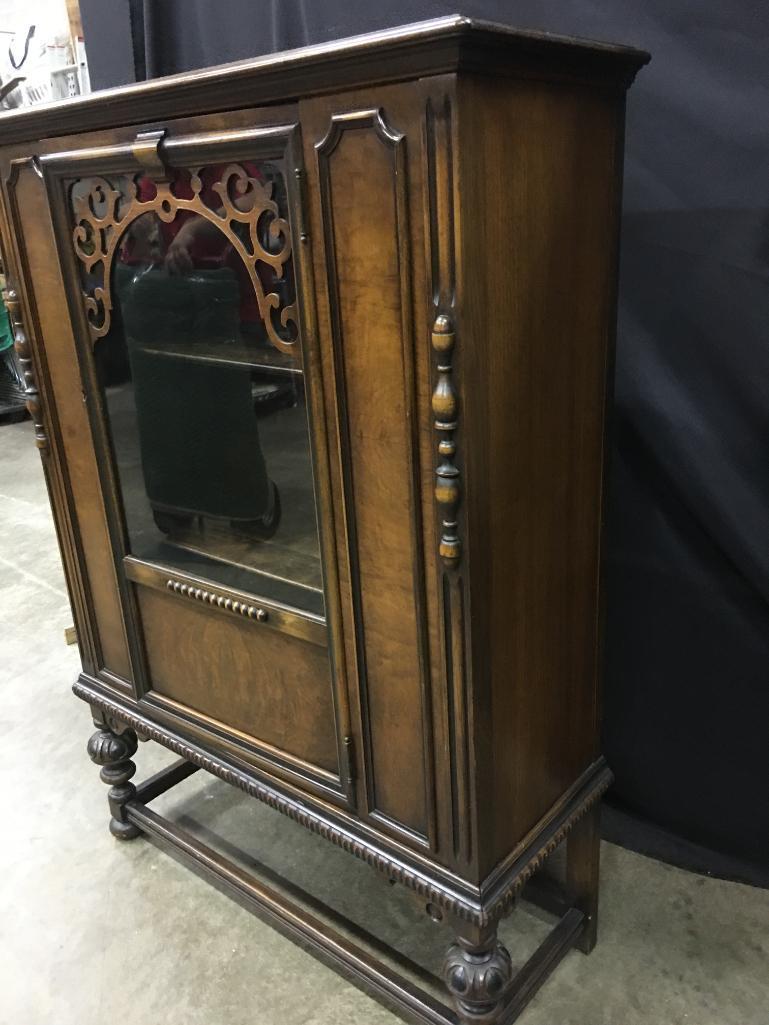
294;166;310;244
341;734;357;808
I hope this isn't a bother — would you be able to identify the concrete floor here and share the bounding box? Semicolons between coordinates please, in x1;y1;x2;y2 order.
1;415;768;1025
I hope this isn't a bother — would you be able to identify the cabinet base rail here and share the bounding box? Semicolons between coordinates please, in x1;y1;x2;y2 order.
125;757;586;1025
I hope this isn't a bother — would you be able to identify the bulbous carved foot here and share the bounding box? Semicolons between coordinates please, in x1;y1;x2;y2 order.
444;930;513;1025
87;719;141;840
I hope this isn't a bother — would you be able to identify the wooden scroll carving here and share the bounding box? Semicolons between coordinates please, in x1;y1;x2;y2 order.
70;137;296;353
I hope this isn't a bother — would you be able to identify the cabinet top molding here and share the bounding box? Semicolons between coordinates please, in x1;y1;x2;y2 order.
0;15;649;147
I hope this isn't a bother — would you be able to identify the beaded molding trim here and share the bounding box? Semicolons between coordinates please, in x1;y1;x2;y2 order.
74;678;610;927
166;578;268;622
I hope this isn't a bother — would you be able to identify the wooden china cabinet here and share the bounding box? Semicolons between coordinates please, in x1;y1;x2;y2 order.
0;17;648;1024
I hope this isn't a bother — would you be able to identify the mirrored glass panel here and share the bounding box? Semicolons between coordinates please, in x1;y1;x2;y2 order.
69;160;323;616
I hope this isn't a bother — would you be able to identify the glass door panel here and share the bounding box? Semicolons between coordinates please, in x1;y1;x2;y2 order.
69;158;324;616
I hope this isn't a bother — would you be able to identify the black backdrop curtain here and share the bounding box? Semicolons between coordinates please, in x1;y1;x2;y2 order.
80;0;769;883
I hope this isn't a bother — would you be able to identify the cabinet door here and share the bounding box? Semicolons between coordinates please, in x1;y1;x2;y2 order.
40;112;353;806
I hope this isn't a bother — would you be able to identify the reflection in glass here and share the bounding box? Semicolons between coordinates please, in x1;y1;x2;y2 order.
70;162;323;616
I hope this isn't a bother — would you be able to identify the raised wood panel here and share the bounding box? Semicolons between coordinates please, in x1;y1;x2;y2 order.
311;103;433;843
3;157;133;684
137;586;339;776
457;75;624;875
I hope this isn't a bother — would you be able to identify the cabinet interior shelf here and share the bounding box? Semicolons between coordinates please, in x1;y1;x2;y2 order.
139;340;302;374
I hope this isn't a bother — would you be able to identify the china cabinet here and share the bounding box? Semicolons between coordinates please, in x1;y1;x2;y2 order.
0;16;648;1023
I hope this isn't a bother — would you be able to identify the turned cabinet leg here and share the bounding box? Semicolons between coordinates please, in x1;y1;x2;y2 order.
443;922;513;1024
566;803;601;953
87;717;141;841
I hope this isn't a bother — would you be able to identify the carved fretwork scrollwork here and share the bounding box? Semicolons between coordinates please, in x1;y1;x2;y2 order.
432;314;460;567
70;156;297;354
2;281;46;451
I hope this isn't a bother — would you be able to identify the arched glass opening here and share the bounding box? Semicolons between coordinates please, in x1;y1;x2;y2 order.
69;161;323;616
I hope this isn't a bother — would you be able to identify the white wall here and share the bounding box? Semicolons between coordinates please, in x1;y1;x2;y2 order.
0;0;69;41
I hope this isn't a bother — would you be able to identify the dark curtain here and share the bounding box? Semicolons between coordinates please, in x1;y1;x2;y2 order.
79;0;769;882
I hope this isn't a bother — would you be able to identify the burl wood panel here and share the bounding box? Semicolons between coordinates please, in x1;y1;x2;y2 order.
4;158;132;683
137;586;339;774
310;101;431;841
457;76;624;875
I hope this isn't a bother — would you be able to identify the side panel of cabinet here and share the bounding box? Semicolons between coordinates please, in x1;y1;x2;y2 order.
457;75;626;875
301;86;447;851
1;154;133;687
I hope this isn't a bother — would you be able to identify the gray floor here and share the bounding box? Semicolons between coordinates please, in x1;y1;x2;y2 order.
1;416;768;1025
